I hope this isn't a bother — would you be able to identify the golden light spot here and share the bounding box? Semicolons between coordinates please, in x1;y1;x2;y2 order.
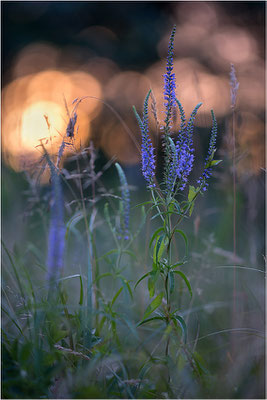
2;69;102;174
20;101;64;150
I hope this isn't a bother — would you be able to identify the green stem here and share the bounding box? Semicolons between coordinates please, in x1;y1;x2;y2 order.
76;159;93;348
150;187;164;222
165;206;172;362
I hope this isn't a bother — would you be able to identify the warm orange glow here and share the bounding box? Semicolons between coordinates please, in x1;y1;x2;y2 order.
100;121;140;165
237;112;265;175
105;71;151;110
210;28;258;64
20;101;64;149
2;69;102;173
12;43;59;78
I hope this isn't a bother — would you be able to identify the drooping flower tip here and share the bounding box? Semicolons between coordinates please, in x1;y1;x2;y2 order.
66;111;77;138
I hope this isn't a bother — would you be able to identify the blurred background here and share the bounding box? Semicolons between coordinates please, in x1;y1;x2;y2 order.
2;1;265;398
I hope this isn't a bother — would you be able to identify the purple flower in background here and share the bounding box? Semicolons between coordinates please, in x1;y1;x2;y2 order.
46;158;65;283
230;63;239;109
197;110;218;191
175;102;202;191
133;91;156;188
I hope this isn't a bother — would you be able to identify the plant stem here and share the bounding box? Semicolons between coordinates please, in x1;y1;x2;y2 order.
76;158;93;348
150;187;164;222
165;202;172;378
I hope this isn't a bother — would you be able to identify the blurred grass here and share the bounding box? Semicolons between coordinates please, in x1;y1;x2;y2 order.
2;149;265;398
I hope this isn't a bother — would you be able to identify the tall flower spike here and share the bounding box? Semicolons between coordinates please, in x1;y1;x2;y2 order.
133;90;156;188
175;102;202;191
230;63;239;109
164;25;177;133
197;110;220;191
165;136;179;194
115;163;130;240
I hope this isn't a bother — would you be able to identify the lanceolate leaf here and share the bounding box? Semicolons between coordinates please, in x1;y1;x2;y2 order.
137;316;165;327
174;229;188;258
189;201;195;216
149;227;164;249
173;314;187;343
153;235;167;267
119;277;133;300
111;287;123;307
148;270;160;298
172;270;192;297
134;271;152;289
79;275;84;305
210;159;222;167
65;212;84;241
143;293;164;320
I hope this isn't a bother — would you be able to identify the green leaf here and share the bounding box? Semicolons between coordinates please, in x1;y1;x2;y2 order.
1;306;24;336
148;270;160;298
104;203;113;231
134;271;152;289
65;212;83;241
174;229;188;258
143;293;164;320
153;235;167;267
149;227;164;249
173;314;187;343
173;200;182;215
210;159;222;167
170;261;186;269
95;272;113;283
189;201;195;216
119;277;133;300
137;316;165;327
111;287;123;308
192;352;209;375
133;200;153;208
188;185;198;203
79;275;84;306
172;271;192;297
99;316;106;331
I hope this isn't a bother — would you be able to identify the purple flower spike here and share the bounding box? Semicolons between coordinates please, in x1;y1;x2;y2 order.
164;25;177;132
133;90;156;188
175;102;202;191
197;110;219;191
